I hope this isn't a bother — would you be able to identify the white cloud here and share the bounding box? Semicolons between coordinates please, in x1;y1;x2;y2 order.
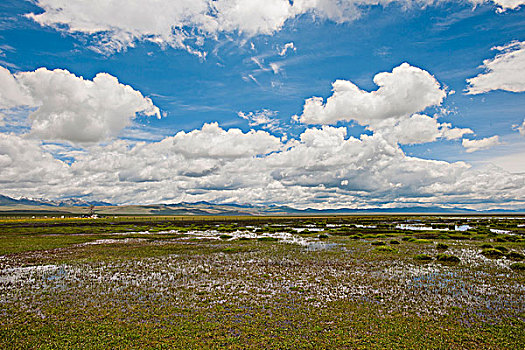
213;0;293;36
296;63;471;145
238;109;283;132
25;1;525;56
167;122;282;158
0;66;33;109
387;114;473;145
0;66;160;143
516;119;525;136
0;133;71;195
298;63;447;126
493;0;525;10
279;42;296;56
471;0;525;11
488;150;525;173
2;122;525;209
26;0;452;55
466;41;525;94
269;62;281;74
462;136;501;153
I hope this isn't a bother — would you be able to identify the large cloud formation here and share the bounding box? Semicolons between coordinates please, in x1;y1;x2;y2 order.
27;0;522;55
1;123;524;210
0;66;160;143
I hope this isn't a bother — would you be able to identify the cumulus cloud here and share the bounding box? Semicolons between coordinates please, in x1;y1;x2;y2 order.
167;122;282;158
0;66;160;143
0;133;71;196
296;63;471;145
0;66;33;109
387;114;473;144
298;63;447;126
466;41;525;94
462;136;501;152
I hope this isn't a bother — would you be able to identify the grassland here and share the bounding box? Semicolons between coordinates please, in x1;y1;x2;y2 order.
1;215;524;349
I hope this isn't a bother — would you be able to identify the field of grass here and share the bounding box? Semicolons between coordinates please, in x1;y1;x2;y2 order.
1;215;524;349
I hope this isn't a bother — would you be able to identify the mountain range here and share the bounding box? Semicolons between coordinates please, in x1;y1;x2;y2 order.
0;194;523;215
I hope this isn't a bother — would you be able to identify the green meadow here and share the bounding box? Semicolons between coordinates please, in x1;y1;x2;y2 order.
1;215;524;349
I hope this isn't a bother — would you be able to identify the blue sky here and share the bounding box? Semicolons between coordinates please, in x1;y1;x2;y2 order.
0;0;524;209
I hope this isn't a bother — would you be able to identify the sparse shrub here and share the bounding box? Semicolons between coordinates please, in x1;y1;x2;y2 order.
436;243;448;250
481;248;505;258
238;237;251;241
371;241;386;246
495;237;507;242
318;234;329;239
510;262;525;271
436;254;460;263
507;251;525;261
414;254;433;261
480;244;493;249
389;240;400;245
219;234;233;239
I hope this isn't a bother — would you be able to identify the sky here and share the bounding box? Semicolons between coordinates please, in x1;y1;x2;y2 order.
0;0;524;210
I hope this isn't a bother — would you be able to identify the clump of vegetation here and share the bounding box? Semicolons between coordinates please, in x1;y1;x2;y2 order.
414;254;433;261
257;237;279;242
389;240;400;245
494;246;508;253
480;243;493;249
219;234;233;240
436;243;448;250
481;248;505;259
507;251;525;261
374;246;397;253
408;238;431;244
371;241;386;246
510;262;525;271
317;234;329;239
436;254;460;263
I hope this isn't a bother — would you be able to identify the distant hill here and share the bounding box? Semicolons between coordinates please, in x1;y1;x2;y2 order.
0;194;523;215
